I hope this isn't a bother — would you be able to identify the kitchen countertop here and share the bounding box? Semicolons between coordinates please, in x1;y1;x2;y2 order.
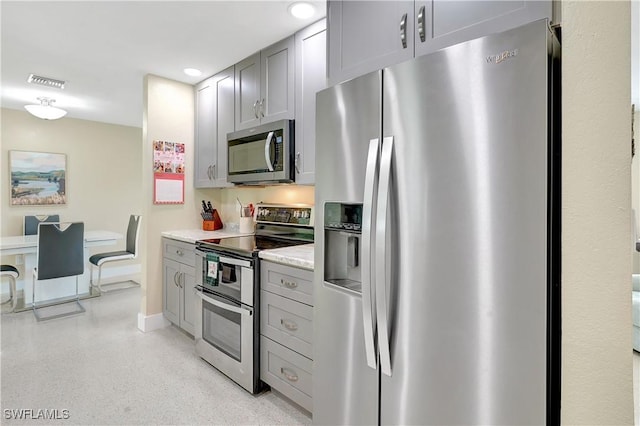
161;228;253;244
259;244;314;270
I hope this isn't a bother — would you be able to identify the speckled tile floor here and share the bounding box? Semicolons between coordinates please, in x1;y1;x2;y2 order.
0;287;311;425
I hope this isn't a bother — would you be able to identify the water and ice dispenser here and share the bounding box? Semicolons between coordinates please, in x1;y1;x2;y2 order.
323;202;363;293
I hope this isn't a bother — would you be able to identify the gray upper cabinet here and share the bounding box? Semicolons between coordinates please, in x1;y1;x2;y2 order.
294;19;327;185
194;66;234;188
415;1;552;57
235;37;295;131
328;0;551;86
328;1;414;86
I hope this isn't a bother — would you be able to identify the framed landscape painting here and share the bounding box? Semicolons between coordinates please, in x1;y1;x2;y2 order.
10;151;67;205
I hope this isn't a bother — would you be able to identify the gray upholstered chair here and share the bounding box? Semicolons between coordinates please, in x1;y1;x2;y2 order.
32;222;85;321
24;215;60;235
1;265;19;312
89;215;141;293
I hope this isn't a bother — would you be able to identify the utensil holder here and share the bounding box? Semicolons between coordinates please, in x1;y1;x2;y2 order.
239;217;254;234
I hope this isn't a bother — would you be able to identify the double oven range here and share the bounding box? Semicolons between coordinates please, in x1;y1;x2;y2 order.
194;204;314;393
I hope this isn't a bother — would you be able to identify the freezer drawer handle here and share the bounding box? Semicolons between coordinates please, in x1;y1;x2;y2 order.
280;318;298;331
281;279;298;289
400;13;408;49
280;367;299;382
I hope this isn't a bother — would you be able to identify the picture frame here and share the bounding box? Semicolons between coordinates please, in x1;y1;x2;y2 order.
9;150;67;205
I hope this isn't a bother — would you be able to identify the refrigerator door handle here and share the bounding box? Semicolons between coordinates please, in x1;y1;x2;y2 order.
376;136;394;377
361;138;380;370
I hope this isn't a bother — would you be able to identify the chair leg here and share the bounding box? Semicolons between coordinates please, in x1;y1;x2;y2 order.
10;275;17;312
97;264;103;293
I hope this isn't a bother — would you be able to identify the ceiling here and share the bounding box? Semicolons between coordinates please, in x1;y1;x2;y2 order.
1;1;326;128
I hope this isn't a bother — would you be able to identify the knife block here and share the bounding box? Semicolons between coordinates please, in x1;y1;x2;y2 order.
203;209;223;231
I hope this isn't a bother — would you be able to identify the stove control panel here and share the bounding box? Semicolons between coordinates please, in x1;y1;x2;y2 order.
255;204;314;227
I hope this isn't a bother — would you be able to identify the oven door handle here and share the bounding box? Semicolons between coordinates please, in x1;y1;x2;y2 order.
195;250;252;269
196;289;253;316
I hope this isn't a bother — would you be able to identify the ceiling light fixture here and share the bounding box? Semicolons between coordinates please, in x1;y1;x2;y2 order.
184;68;202;77
288;2;315;19
24;97;67;120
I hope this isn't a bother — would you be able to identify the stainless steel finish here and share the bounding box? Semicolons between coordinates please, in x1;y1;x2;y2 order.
260;99;265;117
361;139;380;370
314;70;381;426
417;5;426;42
315;20;555;426
264;131;275;171
400;13;408;48
195;287;255;393
295;152;301;174
227;119;294;184
217;255;252;269
196;289;253;316
375;136;393;378
377;20;551;424
253;100;259;119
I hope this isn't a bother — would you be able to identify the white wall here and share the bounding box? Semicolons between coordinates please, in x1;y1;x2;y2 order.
633;109;639;274
0;108;143;276
562;1;633;423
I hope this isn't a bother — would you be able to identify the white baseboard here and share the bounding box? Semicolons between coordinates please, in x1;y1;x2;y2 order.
137;312;170;333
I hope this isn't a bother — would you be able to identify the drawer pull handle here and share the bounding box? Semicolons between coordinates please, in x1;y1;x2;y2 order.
280;318;298;331
280;367;299;382
281;279;298;289
176;250;183;256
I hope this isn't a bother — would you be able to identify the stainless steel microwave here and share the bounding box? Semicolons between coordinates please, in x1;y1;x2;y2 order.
227;120;294;185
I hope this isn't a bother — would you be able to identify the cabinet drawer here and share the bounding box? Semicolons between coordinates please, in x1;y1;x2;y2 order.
260;336;312;412
163;238;195;266
261;260;314;306
260;290;313;359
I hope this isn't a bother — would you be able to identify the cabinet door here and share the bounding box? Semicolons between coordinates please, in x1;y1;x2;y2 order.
294;19;326;185
260;36;295;124
163;258;181;325
414;0;551;57
180;264;197;336
212;66;234;187
194;77;216;188
327;0;414;86
235;52;261;131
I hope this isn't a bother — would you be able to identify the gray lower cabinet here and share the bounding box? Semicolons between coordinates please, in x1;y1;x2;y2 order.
163;238;196;336
294;19;326;185
260;260;314;412
235;37;295;131
328;0;552;86
194;66;234;188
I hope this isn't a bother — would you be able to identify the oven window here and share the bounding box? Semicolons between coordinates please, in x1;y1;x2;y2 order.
202;298;241;362
202;260;243;301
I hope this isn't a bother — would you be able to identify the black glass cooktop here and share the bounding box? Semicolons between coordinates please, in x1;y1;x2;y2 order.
198;235;311;256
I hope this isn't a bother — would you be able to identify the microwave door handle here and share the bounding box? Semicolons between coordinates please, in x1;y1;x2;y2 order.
264;131;275;171
196;289;253;316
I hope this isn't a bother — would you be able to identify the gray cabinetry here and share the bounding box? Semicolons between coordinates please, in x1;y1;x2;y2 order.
294;19;326;185
260;260;314;412
328;0;551;85
194;66;234;188
235;37;295;131
162;238;196;336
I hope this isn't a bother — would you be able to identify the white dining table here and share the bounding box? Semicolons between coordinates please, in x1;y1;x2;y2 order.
0;230;122;306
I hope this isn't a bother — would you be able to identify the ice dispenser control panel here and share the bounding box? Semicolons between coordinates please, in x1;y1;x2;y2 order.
324;202;362;293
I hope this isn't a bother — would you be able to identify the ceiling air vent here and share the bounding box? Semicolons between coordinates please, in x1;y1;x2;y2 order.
27;74;66;90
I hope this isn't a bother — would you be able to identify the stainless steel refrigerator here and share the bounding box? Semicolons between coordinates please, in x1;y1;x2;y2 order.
313;19;561;425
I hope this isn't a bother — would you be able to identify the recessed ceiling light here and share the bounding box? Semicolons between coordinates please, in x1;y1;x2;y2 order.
288;2;315;19
184;68;202;77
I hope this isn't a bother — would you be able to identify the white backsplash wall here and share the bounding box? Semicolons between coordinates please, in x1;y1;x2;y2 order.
200;185;314;228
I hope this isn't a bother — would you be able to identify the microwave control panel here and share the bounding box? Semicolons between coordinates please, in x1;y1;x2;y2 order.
256;204;314;227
